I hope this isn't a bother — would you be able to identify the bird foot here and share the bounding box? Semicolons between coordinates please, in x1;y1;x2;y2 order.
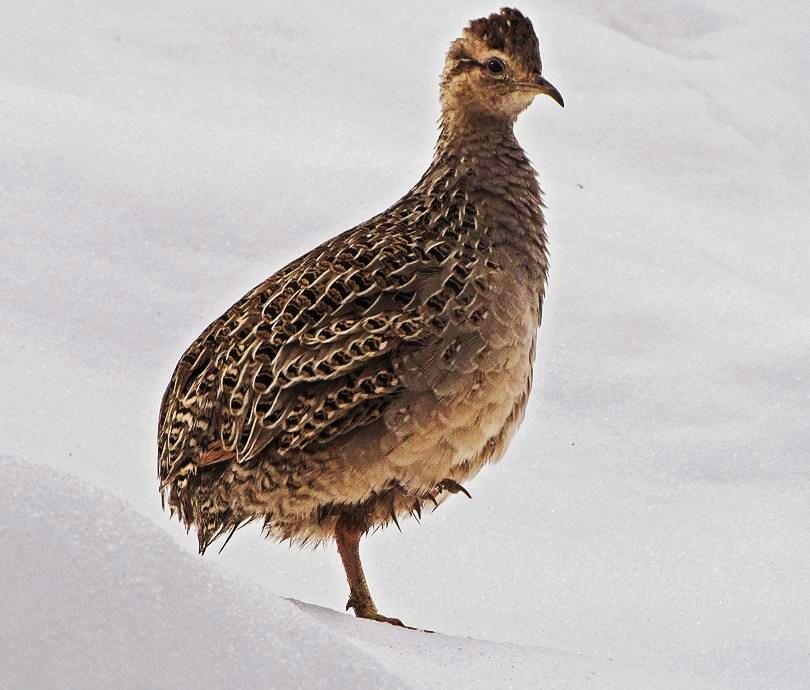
436;478;471;498
361;612;412;628
347;597;414;628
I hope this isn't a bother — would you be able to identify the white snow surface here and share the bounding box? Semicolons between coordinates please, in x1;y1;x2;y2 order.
1;1;809;688
1;461;651;689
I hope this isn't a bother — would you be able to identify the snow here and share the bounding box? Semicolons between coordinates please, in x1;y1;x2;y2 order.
1;461;650;689
1;1;808;688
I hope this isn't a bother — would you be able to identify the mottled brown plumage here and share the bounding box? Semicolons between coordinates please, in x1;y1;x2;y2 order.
158;7;562;626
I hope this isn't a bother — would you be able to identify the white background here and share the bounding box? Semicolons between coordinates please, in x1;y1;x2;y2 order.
2;1;808;687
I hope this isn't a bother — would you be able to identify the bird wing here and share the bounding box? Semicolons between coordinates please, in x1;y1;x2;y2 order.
157;203;493;486
157;173;500;487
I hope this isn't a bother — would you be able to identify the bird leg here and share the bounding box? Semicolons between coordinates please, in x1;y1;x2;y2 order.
334;513;408;627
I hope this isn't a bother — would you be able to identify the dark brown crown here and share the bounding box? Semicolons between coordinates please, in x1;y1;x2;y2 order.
465;7;542;74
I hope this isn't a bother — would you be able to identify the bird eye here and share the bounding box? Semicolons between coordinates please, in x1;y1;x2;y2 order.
485;58;506;75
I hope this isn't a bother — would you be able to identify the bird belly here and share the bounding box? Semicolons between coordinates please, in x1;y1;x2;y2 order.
383;338;535;490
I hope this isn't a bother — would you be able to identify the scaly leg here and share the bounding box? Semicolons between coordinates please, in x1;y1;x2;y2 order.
334;513;408;627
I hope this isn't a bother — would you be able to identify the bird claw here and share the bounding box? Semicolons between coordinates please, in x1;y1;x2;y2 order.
436;479;471;499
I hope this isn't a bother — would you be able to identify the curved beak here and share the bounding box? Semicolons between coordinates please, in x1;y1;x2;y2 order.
533;75;564;107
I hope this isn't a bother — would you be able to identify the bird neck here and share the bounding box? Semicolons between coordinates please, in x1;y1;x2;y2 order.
435;112;518;163
425;111;547;280
430;113;543;214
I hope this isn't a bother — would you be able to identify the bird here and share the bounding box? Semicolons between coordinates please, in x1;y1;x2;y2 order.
158;7;563;627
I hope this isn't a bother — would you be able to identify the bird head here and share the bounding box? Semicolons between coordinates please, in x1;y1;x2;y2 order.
440;7;563;126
